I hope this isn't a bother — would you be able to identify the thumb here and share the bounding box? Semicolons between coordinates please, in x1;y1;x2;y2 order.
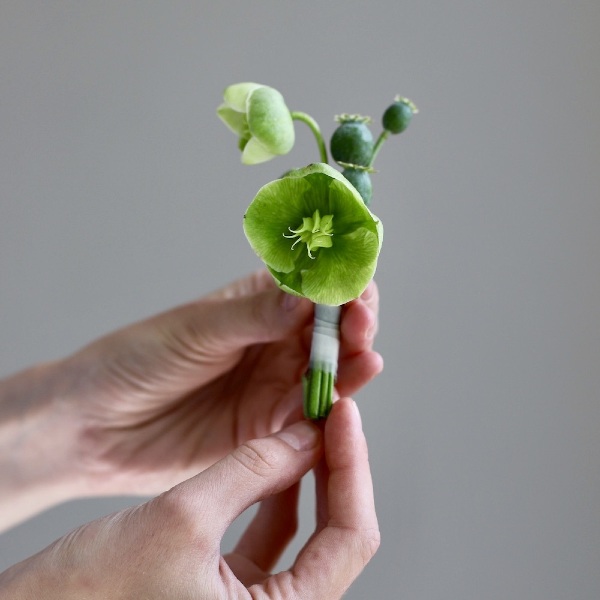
183;420;322;535
190;287;313;353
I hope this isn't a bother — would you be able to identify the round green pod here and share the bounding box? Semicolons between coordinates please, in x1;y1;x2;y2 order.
342;168;372;206
382;99;415;134
330;121;374;167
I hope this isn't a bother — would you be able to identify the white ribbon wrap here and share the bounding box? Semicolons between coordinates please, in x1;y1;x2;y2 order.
309;304;342;372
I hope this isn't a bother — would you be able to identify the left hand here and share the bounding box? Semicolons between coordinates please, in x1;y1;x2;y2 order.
58;270;382;497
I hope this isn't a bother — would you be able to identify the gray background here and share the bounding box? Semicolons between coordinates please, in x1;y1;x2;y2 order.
1;1;599;598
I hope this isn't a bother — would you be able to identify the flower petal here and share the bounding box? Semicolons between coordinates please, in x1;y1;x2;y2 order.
222;82;263;112
301;227;381;304
247;86;295;155
241;136;277;165
243;175;313;270
243;162;383;305
268;224;381;305
216;105;247;136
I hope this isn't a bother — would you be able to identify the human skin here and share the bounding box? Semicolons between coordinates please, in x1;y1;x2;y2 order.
0;271;382;598
0;269;382;531
0;398;379;599
0;271;381;597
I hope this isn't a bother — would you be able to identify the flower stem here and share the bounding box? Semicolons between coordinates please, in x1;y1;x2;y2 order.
291;111;329;164
303;304;342;419
290;115;338;418
368;129;390;167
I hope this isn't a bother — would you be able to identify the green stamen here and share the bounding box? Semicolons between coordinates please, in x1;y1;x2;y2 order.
283;209;334;259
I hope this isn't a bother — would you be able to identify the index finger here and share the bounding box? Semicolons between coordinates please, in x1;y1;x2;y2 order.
339;279;380;357
261;398;380;598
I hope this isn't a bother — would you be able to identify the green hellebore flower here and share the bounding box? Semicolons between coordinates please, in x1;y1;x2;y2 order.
217;82;295;165
243;163;383;305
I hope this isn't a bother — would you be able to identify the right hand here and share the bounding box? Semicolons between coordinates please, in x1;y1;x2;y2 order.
0;398;379;599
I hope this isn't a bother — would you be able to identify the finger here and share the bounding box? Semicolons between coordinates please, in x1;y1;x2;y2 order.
85;272;311;388
336;350;384;397
201;287;313;348
166;285;313;365
232;481;300;573
313;453;329;534
322;398;378;534
339;284;379;358
180;420;322;537
223;553;270;589
203;269;276;301
358;279;380;317
264;398;380;598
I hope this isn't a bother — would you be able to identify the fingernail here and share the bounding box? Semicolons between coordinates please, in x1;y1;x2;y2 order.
275;420;320;451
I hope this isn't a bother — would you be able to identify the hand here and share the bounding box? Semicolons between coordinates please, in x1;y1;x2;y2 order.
61;270;382;497
0;399;379;599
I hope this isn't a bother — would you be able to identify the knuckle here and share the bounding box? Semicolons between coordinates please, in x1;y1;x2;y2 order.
355;527;381;565
154;486;197;532
334;523;381;567
232;439;280;479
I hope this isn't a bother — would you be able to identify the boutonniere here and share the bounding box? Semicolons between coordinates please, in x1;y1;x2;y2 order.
219;83;417;418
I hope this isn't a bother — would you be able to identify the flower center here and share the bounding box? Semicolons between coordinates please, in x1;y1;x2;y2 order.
283;209;334;259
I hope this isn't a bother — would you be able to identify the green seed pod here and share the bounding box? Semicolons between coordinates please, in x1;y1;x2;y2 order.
342;167;372;206
330;115;374;167
382;96;418;134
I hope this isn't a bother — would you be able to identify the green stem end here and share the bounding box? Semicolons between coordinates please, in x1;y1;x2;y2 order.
303;367;335;420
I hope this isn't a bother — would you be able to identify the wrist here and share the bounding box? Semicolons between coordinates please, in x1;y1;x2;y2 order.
0;361;83;531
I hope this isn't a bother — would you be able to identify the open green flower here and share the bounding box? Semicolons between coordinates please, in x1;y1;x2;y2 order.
243;163;383;305
217;82;295;165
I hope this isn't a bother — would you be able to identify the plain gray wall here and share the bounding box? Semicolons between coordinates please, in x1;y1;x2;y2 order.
1;1;599;598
